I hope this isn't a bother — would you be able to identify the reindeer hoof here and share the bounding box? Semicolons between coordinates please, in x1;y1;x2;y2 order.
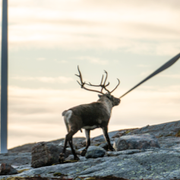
80;149;87;156
74;156;80;161
59;153;65;163
109;147;115;151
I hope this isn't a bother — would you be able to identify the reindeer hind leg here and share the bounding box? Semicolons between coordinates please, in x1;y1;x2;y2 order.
59;132;68;163
62;129;79;161
68;134;79;160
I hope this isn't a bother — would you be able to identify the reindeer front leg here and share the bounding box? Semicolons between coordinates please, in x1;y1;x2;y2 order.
81;129;91;156
102;126;114;151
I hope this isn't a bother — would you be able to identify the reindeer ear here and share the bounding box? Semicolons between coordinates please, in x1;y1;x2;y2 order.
98;94;102;98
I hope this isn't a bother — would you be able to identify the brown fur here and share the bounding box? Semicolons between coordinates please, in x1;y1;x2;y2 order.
60;94;120;161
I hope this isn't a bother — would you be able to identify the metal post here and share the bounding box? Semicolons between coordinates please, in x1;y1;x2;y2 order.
1;0;8;153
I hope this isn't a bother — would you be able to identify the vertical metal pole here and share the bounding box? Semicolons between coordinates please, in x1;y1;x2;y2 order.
1;0;8;153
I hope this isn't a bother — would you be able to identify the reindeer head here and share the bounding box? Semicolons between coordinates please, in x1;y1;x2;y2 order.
98;94;120;107
75;66;120;106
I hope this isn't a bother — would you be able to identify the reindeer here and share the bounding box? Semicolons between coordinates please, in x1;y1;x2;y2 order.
59;66;120;162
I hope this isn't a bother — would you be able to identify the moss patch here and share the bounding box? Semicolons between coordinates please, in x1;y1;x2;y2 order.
125;130;132;134
53;172;67;177
17;169;29;174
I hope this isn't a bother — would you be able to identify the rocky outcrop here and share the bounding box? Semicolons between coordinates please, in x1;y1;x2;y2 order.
113;133;160;151
2;148;180;180
129;120;180;137
31;142;62;168
1;120;180;180
31;142;74;168
0;152;31;166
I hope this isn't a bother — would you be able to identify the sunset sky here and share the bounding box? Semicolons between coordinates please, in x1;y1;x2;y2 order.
0;0;180;148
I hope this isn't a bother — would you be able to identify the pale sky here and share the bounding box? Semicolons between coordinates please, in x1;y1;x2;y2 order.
0;0;180;148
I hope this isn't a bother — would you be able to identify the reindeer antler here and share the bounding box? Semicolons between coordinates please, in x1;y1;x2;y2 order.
75;66;104;94
110;78;120;93
75;66;120;94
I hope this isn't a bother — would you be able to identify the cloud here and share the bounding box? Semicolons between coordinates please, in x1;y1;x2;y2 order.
8;86;98;148
3;0;180;149
137;64;150;68
54;59;68;64
78;56;108;65
7;85;180;148
37;57;46;61
156;43;180;56
6;0;180;55
11;76;73;83
159;74;180;79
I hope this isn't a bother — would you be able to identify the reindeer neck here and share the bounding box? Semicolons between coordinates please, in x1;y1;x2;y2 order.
98;96;113;114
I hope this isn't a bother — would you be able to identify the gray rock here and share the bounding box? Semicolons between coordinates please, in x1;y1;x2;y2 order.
113;133;160;151
0;163;17;175
65;154;75;161
1;149;180;180
98;142;109;150
0;152;31;166
158;136;180;149
106;149;143;156
129;119;180;137
2;120;180;179
85;146;106;158
31;142;63;168
92;130;130;142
